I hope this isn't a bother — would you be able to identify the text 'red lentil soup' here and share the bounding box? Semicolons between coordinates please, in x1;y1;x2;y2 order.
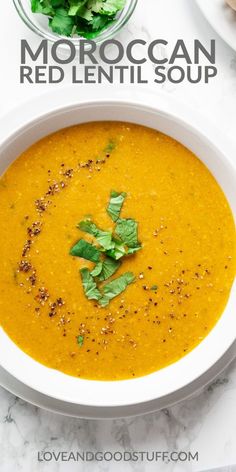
0;122;235;380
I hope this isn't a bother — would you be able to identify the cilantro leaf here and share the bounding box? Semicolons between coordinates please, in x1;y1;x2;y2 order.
78;220;114;250
106;240;127;260
99;272;135;307
100;0;125;15
87;0;104;12
90;261;103;277
91;257;121;281
31;0;38;11
70;189;143;307
88;14;110;31
115;218;139;248
51;0;66;6
104;140;116;153
77;335;84;347
75;5;94;21
31;0;55;14
49;7;75;36
80;268;102;300
68;0;87;16
31;0;125;38
88;0;125;15
127;246;142;255
107;190;127;222
70;239;100;262
150;285;158;291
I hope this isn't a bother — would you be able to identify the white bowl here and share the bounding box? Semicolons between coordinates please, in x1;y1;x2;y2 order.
0;92;235;414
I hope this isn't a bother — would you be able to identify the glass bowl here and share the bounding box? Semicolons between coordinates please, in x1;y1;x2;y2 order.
13;0;138;49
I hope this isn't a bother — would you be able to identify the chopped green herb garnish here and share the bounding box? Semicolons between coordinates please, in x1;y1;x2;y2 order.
70;190;144;307
70;239;100;262
127;246;142;255
78;220;114;251
80;268;102;300
77;335;84;347
13;269;18;284
91;257;121;281
107;190;127;222
104;140;116;153
115;218;139;248
150;285;158;291
99;272;135;307
90;261;103;277
31;0;126;38
106;240;127;260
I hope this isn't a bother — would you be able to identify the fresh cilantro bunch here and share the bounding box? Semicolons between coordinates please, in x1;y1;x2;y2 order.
31;0;126;38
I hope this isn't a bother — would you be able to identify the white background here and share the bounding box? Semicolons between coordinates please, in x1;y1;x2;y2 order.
0;1;236;471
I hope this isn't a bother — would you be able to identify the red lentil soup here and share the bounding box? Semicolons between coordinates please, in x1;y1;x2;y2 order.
0;122;235;380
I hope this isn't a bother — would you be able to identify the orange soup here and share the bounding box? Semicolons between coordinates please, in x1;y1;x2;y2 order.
0;122;235;380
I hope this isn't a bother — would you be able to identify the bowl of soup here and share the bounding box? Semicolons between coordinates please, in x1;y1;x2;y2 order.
0;94;235;415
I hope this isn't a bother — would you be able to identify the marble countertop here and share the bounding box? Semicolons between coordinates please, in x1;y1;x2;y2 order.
1;1;236;471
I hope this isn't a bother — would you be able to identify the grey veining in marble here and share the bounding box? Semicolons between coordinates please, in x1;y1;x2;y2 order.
205;467;236;472
0;359;236;472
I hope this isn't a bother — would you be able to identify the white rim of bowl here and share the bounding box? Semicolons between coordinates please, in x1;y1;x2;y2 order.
0;93;235;408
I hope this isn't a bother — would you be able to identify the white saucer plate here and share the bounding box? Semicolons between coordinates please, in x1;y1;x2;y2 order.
196;0;236;51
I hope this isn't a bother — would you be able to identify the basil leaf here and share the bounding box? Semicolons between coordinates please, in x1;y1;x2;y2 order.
70;239;100;262
80;268;102;300
92;257;121;281
99;272;135;307
78;220;114;250
107;190;127;222
115;218;139;248
77;335;84;347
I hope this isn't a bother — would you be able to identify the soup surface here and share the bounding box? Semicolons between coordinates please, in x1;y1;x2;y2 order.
0;122;235;380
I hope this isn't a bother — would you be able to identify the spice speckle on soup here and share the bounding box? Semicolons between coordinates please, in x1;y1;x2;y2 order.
0;122;235;380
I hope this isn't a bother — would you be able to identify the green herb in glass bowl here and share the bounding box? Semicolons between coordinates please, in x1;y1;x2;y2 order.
31;0;126;38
